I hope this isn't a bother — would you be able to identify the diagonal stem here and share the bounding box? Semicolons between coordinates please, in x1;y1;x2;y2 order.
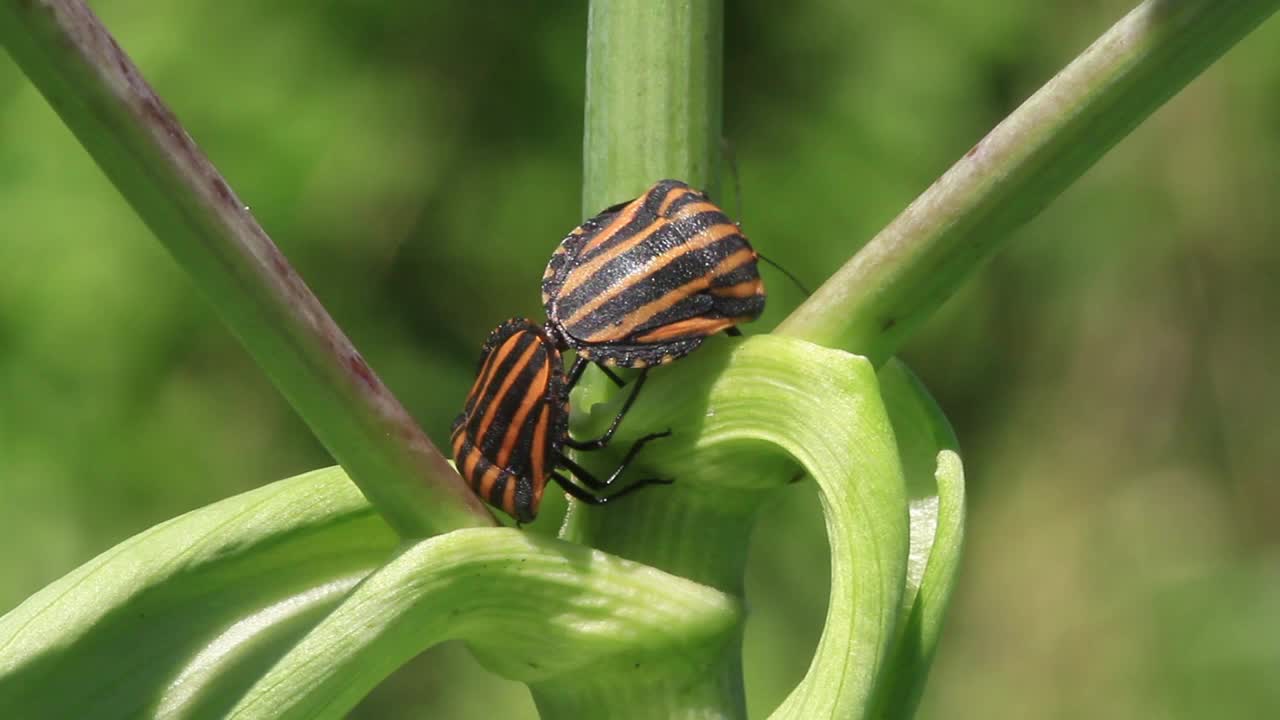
0;0;494;536
777;0;1280;366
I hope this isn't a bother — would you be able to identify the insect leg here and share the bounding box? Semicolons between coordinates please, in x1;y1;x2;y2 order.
566;356;589;390
562;369;650;451
550;471;670;507
556;429;671;489
565;356;626;393
596;363;626;387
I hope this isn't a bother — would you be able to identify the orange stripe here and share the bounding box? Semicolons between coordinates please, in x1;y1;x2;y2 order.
656;186;691;215
635;316;737;343
580;194;645;255
542;248;564;280
476;464;501;499
529;404;550;483
467;332;523;415
495;360;548;467
531;476;546;515
709;278;764;298
670;200;719;220
502;476;517;517
461;444;482;484
584;247;757;342
559;215;670;298
475;338;540;443
563;222;741;327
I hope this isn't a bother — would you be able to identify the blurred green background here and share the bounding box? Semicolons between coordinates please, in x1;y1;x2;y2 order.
3;1;1279;717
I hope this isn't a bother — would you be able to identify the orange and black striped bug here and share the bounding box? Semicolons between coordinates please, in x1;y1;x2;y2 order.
541;179;766;390
451;317;671;523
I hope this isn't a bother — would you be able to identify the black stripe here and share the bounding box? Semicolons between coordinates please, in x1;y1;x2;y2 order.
455;439;487;491
710;262;760;288
666;210;735;239
660;185;707;218
708;295;766;320
577;184;674;261
634;288;762;332
563;233;751;339
475;348;548;457
500;397;544;478
463;331;521;418
488;472;510;508
513;475;537;523
626;294;717;339
558;220;746;318
467;330;537;422
547;180;709;299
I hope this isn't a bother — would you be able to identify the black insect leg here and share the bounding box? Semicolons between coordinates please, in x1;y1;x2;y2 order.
565;356;626;392
566;356;589;390
562;369;650;451
551;472;670;507
557;429;670;489
550;431;673;506
724;327;743;337
596;364;626;387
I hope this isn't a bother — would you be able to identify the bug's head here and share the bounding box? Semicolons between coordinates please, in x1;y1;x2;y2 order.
540;319;573;353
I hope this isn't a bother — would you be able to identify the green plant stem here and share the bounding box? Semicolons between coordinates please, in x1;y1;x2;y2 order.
582;0;723;211
0;0;493;537
777;0;1280;365
578;0;725;566
571;1;737;716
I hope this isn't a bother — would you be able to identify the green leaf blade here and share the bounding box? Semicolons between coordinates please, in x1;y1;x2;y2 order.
227;528;743;720
871;360;967;718
0;467;397;720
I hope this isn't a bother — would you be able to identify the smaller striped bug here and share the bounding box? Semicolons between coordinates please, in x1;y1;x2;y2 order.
451;317;670;523
542;179;767;386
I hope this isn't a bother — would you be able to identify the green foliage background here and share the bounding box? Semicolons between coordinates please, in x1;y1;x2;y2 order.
2;2;1278;717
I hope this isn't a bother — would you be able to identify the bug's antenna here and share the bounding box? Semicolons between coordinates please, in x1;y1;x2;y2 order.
757;252;811;297
721;138;810;298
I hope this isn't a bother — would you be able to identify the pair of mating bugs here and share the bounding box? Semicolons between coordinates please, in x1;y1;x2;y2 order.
451;179;771;523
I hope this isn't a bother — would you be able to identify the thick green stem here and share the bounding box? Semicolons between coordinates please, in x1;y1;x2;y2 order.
0;0;493;536
569;1;735;716
777;0;1280;365
583;0;723;211
578;0;726;572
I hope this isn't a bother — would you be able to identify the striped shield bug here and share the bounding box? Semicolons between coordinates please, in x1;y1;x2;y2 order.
541;179;766;379
451;317;670;523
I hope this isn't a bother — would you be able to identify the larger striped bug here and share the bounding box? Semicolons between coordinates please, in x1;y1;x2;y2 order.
451;317;669;523
541;179;766;386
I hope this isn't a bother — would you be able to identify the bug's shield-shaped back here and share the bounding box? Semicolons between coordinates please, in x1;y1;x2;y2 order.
543;179;765;368
452;319;568;522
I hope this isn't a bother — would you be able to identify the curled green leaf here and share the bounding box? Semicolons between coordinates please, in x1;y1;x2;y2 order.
0;468;398;720
870;360;966;719
562;335;913;718
226;528;742;720
562;336;966;719
1;336;965;720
